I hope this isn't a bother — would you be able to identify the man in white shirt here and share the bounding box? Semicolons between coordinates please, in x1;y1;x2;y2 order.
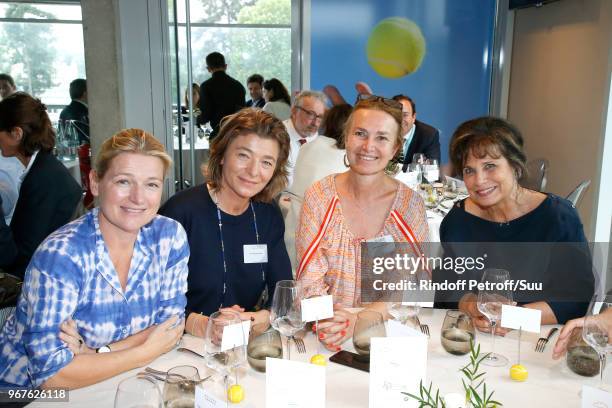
282;90;328;188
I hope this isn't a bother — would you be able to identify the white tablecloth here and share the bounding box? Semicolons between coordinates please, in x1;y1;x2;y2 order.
30;308;605;407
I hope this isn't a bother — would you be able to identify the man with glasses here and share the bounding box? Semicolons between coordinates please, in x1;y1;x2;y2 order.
283;90;328;187
392;94;440;165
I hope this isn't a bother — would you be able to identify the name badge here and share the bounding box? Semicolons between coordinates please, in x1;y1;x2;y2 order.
366;234;395;256
244;244;268;263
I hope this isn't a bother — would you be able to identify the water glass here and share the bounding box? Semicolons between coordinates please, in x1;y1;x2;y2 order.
353;310;386;362
162;365;200;408
114;375;163;408
441;310;475;355
567;326;600;377
412;153;426;165
247;322;283;372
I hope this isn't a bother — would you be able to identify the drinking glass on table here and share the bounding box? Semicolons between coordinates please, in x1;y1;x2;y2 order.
412;153;426;165
353;310;386;362
270;280;305;360
203;310;247;377
247;322;283;372
114;375;163;408
162;365;200;408
423;159;440;183
476;268;513;366
388;273;421;329
582;294;612;390
441;310;476;355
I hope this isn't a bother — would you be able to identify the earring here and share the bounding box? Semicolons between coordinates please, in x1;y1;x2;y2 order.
343;154;350;168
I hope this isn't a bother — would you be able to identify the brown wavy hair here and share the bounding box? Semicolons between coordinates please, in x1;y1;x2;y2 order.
0;92;55;156
449;116;527;180
321;103;352;149
206;108;290;202
96;128;172;178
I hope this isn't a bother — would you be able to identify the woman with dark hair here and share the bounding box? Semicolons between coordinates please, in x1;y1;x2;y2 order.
0;92;81;279
160;108;293;337
439;116;594;330
262;78;291;121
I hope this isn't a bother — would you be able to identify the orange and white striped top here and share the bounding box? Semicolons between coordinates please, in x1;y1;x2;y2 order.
296;174;429;307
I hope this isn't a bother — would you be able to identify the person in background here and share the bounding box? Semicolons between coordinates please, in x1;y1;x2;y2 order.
262;78;292;121
0;93;82;280
160;109;292;337
296;96;429;351
283;104;352;272
392;94;440;165
0;74;16;100
282;90;328;188
183;83;201;114
0;152;23;225
438;117;594;330
59;79;89;145
0;129;188;390
246;74;265;108
197;52;246;139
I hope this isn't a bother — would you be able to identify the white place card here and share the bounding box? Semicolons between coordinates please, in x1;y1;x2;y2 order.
195;385;225;408
369;336;427;408
301;295;334;322
221;320;251;352
266;357;325;408
386;319;426;338
582;385;612;407
500;305;541;333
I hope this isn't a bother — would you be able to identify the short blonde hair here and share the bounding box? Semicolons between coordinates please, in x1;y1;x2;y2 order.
96;128;172;179
207;109;290;202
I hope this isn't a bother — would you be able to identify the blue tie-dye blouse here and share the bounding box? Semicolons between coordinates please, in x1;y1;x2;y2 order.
0;208;190;388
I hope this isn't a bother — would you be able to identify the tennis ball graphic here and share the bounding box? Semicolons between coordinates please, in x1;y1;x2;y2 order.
366;17;426;79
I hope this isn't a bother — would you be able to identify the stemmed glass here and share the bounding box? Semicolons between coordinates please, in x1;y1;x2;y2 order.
582;294;612;390
477;269;513;366
388;273;421;329
162;365;200;408
114;375;163;408
203;309;247;396
270;280;305;360
423;159;440;183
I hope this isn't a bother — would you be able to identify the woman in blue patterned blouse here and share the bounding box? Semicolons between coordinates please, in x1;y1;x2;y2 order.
0;129;190;390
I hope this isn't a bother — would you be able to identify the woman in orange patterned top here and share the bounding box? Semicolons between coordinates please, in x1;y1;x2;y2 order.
296;96;429;351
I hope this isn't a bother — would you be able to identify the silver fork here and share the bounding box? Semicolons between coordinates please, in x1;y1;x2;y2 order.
291;336;306;353
535;327;558;352
415;316;430;337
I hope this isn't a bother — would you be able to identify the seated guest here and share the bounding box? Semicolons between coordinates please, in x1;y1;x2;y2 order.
296;96;429;350
160;108;292;337
59;79;89;145
283;103;352;272
391;94;441;166
0;129;188;389
0;74;16;100
246;74;265;108
438;117;594;330
262;78;292;121
0;93;81;279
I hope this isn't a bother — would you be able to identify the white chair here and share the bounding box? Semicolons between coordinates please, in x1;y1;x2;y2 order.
566;180;591;208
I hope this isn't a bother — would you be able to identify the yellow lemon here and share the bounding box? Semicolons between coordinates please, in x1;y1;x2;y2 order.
510;364;528;381
227;384;244;404
310;354;327;366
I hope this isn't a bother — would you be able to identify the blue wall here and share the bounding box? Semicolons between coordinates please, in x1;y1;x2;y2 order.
310;0;496;164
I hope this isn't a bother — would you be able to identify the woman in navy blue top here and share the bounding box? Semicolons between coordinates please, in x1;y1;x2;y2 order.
437;117;594;331
160;108;292;337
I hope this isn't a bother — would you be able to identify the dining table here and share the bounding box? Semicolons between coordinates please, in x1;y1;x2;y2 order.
27;308;607;407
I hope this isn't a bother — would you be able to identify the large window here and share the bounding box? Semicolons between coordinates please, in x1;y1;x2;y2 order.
173;0;292;95
0;2;85;123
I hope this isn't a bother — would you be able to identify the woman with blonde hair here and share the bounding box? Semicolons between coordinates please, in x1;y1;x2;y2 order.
0;129;189;389
160;108;292;337
296;96;429;351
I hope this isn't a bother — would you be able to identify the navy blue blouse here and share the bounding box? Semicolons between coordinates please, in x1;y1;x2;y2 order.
437;194;594;323
159;185;292;316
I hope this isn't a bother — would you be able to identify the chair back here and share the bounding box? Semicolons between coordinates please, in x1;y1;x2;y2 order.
566;180;591;208
521;158;549;192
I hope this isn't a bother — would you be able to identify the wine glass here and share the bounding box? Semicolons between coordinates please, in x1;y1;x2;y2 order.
582;294;612;390
441;310;475;355
270;280;305;360
353;310;386;362
247;322;283;372
388;274;421;330
476;268;513;366
412;153;426;165
162;365;200;408
114;375;163;408
203;310;247;377
423;159;440;183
